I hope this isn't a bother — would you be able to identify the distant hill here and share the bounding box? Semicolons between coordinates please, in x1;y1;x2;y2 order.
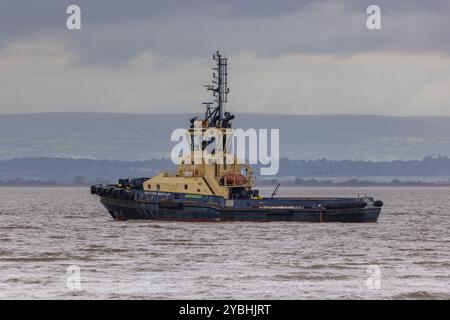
2;156;450;184
2;113;450;161
0;158;171;184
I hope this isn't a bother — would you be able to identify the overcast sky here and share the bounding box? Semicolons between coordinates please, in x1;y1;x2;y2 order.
1;0;450;116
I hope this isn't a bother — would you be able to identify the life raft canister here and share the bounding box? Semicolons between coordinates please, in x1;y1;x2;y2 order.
222;173;248;186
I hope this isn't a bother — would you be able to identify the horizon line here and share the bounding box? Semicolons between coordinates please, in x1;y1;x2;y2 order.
1;111;450;119
0;155;447;163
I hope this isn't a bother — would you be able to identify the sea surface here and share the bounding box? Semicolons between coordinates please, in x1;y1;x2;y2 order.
0;187;449;300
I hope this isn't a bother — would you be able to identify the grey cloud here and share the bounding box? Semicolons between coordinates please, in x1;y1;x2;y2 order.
1;0;450;65
1;1;450;116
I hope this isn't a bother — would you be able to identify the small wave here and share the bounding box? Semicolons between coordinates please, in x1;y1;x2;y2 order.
392;291;450;300
136;224;164;229
275;273;350;281
390;212;409;216
0;252;93;263
413;260;450;266
0;257;66;262
82;246;129;253
59;290;92;299
0;249;12;256
0;225;42;230
48;235;67;239
306;264;354;270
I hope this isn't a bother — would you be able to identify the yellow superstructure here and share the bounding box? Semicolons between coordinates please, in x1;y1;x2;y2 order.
143;51;255;200
143;128;255;199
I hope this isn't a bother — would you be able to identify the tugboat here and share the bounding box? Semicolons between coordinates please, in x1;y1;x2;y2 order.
91;51;383;222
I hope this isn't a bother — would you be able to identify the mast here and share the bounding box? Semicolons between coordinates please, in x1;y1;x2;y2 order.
201;50;232;128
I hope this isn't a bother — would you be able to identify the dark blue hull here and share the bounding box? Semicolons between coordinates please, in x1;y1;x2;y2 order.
92;186;382;222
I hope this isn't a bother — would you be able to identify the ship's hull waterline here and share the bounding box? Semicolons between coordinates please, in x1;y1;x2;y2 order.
92;186;383;223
